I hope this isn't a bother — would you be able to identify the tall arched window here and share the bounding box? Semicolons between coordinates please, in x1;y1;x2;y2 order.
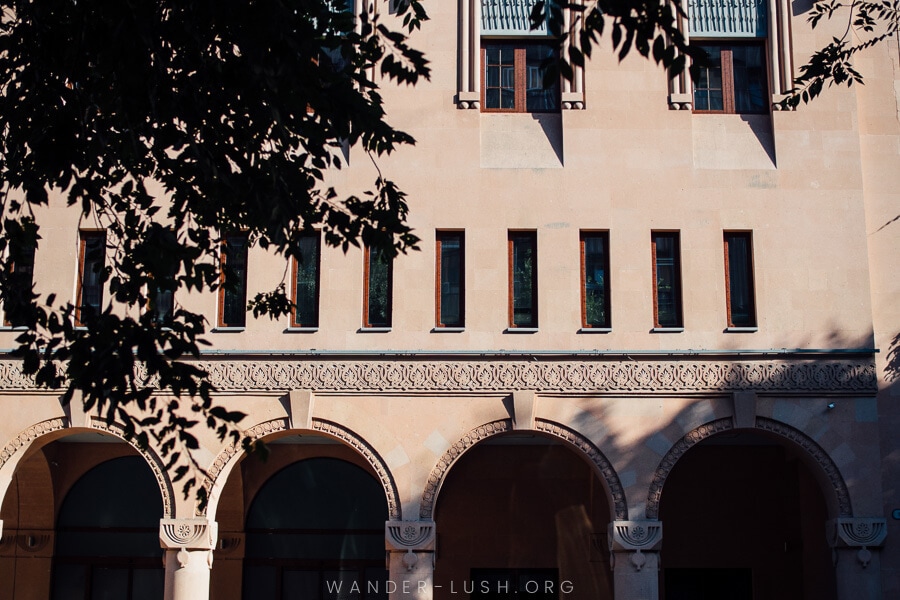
243;457;388;600
52;456;164;600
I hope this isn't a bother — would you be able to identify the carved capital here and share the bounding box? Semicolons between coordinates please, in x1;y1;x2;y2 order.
828;518;887;568
160;518;218;551
386;520;436;552
217;532;245;559
608;520;663;552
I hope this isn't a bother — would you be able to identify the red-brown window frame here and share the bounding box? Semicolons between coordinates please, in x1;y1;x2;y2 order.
651;231;683;329
217;233;249;328
435;231;465;328
3;240;36;327
723;231;757;328
363;246;393;328
75;230;106;328
692;42;769;115
481;41;559;113
290;233;321;328
508;231;538;329
580;231;611;329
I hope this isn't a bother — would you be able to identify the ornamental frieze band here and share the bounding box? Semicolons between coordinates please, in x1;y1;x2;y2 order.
0;357;876;395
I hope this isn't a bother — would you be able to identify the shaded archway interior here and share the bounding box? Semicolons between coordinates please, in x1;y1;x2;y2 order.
434;432;613;600
0;433;163;600
210;433;389;600
659;430;836;600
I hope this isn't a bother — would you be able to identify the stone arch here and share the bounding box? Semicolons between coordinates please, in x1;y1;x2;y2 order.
645;416;852;520
202;417;401;520
419;418;628;520
0;416;175;518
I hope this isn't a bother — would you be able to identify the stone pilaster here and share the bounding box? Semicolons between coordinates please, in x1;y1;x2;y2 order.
385;520;436;600
828;518;887;600
608;520;663;600
160;517;218;600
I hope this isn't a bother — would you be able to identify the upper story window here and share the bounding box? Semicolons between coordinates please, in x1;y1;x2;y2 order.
580;231;610;330
509;231;538;329
150;279;175;327
76;231;106;327
218;234;248;329
482;42;559;113
693;43;768;114
724;231;757;328
3;240;35;328
436;231;465;328
651;232;683;329
364;247;392;329
291;234;321;329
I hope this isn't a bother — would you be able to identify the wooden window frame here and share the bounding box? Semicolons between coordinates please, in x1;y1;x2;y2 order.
435;231;465;328
3;240;36;327
75;231;106;328
508;231;538;329
290;234;322;328
580;231;611;329
723;231;757;328
481;41;559;113
651;231;683;329
363;246;393;328
217;233;249;329
692;42;768;115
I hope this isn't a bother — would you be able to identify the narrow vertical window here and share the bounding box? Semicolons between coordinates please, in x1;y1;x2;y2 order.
436;232;465;328
4;240;36;327
150;280;175;327
364;247;392;328
76;231;106;327
291;234;321;328
219;234;248;328
581;232;610;329
652;232;683;329
509;231;537;328
724;232;756;327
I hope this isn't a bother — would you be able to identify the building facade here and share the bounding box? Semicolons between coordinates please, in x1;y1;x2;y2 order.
0;1;898;599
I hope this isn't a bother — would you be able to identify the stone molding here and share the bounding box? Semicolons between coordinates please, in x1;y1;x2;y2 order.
608;520;662;572
646;417;853;519
827;518;887;568
419;419;627;520
0;528;54;557
0;357;876;395
160;518;218;550
201;417;401;520
385;520;436;551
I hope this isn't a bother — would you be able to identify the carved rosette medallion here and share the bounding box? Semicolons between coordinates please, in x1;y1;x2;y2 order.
827;518;887;568
160;518;218;550
608;520;663;572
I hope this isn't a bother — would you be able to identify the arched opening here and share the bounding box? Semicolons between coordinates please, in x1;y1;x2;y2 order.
52;454;164;599
434;433;613;600
659;430;836;600
210;434;390;600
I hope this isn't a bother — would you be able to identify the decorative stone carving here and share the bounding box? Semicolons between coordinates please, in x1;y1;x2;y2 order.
386;520;436;551
0;418;66;471
201;417;401;520
608;521;662;572
216;533;245;559
561;101;586;110
0;358;876;394
15;530;53;554
647;417;854;520
828;518;887;568
160;518;218;551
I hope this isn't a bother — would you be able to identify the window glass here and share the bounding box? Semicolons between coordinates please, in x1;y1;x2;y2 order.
437;232;464;327
365;248;392;327
652;232;682;328
77;232;106;325
581;232;610;328
220;234;248;327
725;232;756;327
693;44;766;114
293;234;321;327
483;42;558;113
525;44;559;112
4;240;36;327
510;232;537;328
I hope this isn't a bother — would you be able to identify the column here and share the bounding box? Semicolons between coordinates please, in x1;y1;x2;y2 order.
385;520;436;600
608;520;663;600
828;518;887;600
159;517;218;600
